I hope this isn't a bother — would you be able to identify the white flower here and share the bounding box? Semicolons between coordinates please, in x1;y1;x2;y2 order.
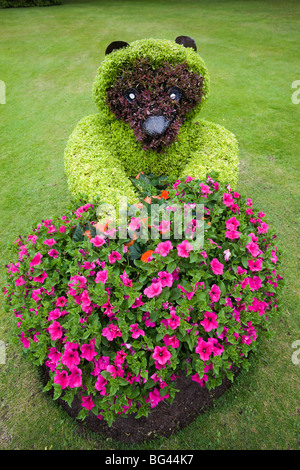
223;249;231;261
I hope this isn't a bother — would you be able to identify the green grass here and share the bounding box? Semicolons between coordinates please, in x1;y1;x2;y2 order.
0;0;299;450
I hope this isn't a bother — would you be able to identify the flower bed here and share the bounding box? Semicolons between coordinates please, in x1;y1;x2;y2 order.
4;173;283;437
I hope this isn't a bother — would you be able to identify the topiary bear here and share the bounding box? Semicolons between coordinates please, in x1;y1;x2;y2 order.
64;37;239;207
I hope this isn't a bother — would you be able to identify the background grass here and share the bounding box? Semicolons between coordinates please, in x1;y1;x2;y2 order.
0;0;299;450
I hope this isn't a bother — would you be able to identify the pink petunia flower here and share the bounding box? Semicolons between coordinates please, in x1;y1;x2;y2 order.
158;271;173;288
29;252;43;267
80;339;97;361
108;251;121;264
209;284;221;303
154;241;173;257
130;323;145;339
48;249;59;258
95;269;108;285
223;193;234;207
246;241;260;258
248;258;263;272
144;280;163;298
102;323;122;341
176;239;193;258
48;320;63;341
200;311;219;332
43;239;57;247
95;375;107;395
152;346;171;366
54;369;69;389
210;258;224;275
90;235;106;248
163;334;179;348
81;395;95;410
195;337;214;361
68;367;82;388
128;217;141;231
61;347;81;370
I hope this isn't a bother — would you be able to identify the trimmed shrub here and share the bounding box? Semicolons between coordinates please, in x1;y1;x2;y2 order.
4;173;283;427
0;0;61;7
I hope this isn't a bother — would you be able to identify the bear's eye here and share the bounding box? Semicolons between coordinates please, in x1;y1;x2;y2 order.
125;88;138;103
169;87;182;101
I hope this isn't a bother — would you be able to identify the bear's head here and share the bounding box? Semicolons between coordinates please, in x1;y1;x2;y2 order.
93;37;210;152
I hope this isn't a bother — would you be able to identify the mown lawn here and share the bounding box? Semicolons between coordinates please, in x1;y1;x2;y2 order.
0;0;299;450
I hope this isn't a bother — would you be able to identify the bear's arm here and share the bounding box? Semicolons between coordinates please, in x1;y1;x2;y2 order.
179;119;239;187
64;114;139;207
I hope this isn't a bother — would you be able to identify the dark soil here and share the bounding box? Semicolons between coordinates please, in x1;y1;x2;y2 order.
40;365;238;444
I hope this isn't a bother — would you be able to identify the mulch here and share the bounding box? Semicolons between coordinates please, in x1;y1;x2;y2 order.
40;364;238;444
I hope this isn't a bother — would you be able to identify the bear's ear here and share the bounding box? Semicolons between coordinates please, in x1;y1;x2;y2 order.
105;41;129;55
175;36;197;52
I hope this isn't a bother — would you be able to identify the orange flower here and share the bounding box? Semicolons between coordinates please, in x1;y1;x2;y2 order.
160;190;170;200
141;250;154;262
124;239;135;247
84;230;91;239
136;171;144;179
144;196;152;204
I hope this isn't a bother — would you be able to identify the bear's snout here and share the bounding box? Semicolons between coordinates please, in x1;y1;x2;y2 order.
143;115;171;137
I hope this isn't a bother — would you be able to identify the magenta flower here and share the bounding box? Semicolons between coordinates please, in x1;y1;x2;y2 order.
246;241;260;258
102;323;122;341
225;229;241;240
176;239;193;258
108;251;121;264
95;375;107;395
48;320;63;341
144;280;163;298
95;269;108;284
128;217;141;231
257;222;269;234
130;323;145;339
81;395;95;410
163;334;179;348
29;252;42;267
43;239;57;247
33;271;48;283
152;346;171;366
54;369;69;389
210;258;224;275
209;284;221;303
48;249;59;258
195;337;214;361
80;339;97;361
68;367;82;388
61;347;80;369
90;235;105;248
248;258;263;272
56;296;68;308
154;241;173;257
20;332;30;348
167;313;181;330
191;373;208;386
222;193;234;207
120;270;132;287
200;311;219;332
226;216;240;231
158;271;173;288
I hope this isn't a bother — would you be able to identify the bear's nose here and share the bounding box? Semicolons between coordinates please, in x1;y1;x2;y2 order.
143;115;170;137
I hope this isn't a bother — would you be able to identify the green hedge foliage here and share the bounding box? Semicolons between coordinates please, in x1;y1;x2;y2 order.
0;0;61;7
